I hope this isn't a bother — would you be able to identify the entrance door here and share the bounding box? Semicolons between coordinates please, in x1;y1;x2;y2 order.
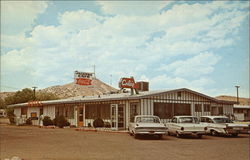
211;107;218;116
78;106;84;127
118;104;125;129
111;104;118;130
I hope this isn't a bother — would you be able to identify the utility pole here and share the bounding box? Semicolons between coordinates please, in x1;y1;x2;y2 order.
235;85;240;104
32;86;37;100
93;65;96;78
110;74;112;86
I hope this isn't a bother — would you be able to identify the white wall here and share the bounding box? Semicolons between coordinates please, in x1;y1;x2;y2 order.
27;107;40;117
43;106;55;119
14;108;21;117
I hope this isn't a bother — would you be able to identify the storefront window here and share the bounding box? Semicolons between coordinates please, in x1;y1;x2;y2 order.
195;104;202;112
130;102;140;122
154;103;173;119
204;104;210;112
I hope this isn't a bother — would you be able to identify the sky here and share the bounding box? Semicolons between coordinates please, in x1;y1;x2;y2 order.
1;1;249;98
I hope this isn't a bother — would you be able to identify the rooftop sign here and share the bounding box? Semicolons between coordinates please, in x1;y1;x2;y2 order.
119;77;138;89
74;71;94;86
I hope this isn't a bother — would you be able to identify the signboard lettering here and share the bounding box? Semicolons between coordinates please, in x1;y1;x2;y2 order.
74;71;93;86
119;77;138;89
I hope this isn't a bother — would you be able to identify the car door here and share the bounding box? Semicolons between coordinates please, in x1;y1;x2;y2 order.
200;117;210;132
170;117;178;133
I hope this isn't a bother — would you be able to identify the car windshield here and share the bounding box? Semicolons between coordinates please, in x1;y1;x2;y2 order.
178;117;199;123
213;118;232;123
136;117;160;123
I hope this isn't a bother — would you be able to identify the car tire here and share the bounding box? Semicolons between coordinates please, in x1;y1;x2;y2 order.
231;133;238;137
197;134;202;139
157;134;163;139
128;128;133;136
134;134;139;139
211;130;218;136
167;131;172;136
176;132;182;138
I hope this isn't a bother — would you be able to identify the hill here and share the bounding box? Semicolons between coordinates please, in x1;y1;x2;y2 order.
216;95;250;105
1;78;119;100
40;78;118;99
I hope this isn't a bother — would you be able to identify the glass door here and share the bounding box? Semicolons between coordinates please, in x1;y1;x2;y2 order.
111;104;118;130
118;104;125;129
78;106;84;127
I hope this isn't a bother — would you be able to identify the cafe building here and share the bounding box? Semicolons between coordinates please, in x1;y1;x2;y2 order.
8;86;235;130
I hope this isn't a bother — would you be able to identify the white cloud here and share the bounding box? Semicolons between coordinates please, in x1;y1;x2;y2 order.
150;75;215;91
97;1;169;16
1;1;48;35
159;52;221;77
1;1;249;97
58;10;105;31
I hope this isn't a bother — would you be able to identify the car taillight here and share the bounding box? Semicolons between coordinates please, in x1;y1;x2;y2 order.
204;127;207;130
181;127;184;131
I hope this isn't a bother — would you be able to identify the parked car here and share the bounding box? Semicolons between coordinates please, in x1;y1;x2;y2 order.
200;116;250;136
128;115;167;139
166;116;207;138
233;120;250;134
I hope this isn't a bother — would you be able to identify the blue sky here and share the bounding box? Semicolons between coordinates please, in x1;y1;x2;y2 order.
1;1;249;97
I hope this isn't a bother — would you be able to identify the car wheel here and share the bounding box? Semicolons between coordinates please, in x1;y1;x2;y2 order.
211;130;218;136
197;134;202;139
231;133;238;137
134;134;139;139
128;128;133;136
167;131;172;136
176;132;182;138
157;134;163;139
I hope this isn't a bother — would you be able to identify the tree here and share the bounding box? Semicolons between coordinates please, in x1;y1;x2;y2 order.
36;92;59;101
4;88;59;105
0;98;6;109
5;88;34;105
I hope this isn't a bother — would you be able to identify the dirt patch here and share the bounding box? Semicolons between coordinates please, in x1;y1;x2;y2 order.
1;125;249;160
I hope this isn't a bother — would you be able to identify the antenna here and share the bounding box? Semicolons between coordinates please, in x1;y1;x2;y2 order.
110;74;112;86
93;64;96;78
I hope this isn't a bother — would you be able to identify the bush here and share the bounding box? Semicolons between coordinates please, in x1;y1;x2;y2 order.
93;118;104;128
6;108;15;124
104;122;111;128
43;116;53;126
26;118;32;125
53;115;69;128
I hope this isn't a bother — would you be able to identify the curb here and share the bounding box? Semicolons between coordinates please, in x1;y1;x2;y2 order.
39;126;56;129
75;128;128;134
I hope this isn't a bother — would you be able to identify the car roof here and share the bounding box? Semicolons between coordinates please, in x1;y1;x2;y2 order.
174;116;197;118
201;116;228;119
135;115;159;118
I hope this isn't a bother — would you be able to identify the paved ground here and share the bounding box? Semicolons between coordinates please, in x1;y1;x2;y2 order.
0;125;249;160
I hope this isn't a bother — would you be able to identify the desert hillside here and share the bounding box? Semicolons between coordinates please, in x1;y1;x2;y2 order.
216;95;250;105
1;78;119;99
40;78;118;98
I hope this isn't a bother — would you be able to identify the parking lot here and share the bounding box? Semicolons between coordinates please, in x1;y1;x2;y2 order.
0;125;249;160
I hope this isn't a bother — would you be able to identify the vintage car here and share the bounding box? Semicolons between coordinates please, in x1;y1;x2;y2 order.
128;115;167;139
166;116;207;138
200;116;250;136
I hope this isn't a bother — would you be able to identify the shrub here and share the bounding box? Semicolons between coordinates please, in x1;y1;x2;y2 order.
6;108;15;124
26;118;32;125
93;118;104;128
53;115;69;128
104;122;111;128
43;116;53;126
